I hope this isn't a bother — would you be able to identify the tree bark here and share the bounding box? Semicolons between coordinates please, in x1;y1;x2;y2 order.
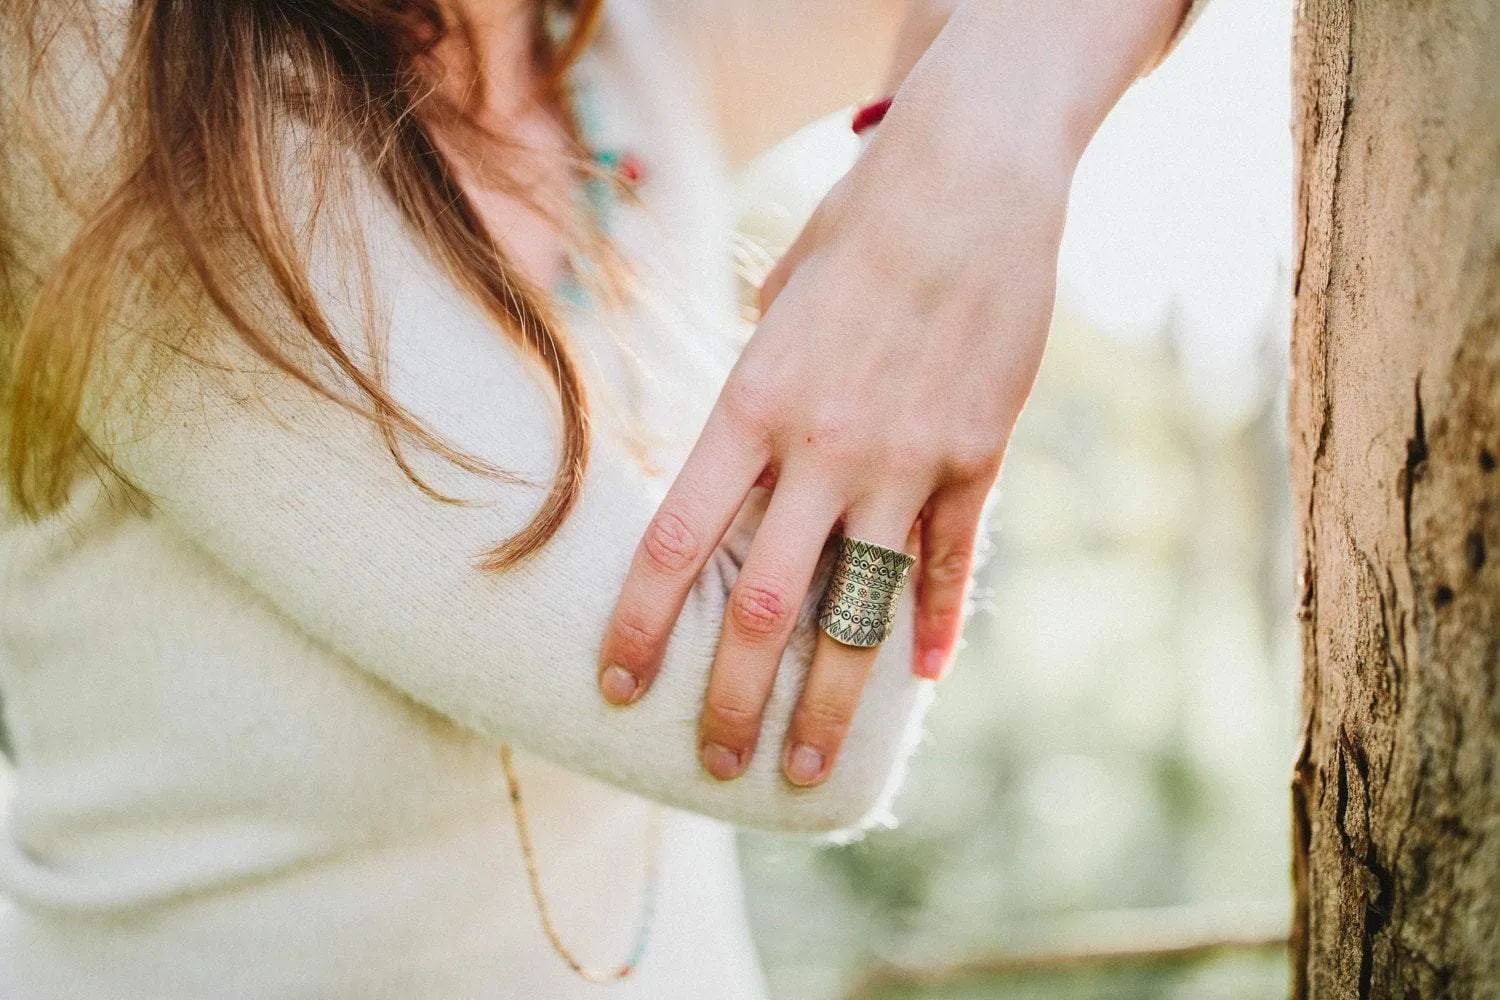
1291;0;1500;996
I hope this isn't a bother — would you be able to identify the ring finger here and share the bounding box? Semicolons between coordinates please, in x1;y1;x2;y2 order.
782;498;923;788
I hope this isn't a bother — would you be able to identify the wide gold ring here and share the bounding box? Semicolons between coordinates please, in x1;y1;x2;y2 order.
817;536;917;648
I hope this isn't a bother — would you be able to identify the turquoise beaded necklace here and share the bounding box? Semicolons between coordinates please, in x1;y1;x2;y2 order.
554;44;645;308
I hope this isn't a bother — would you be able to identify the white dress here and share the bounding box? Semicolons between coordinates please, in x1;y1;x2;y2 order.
0;2;931;997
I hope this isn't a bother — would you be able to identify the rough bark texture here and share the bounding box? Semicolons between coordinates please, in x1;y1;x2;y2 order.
1290;0;1500;996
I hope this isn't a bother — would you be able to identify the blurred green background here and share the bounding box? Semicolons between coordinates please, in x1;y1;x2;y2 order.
733;1;1297;997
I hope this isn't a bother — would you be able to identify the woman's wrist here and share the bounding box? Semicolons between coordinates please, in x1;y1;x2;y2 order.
883;0;1189;169
859;68;1080;238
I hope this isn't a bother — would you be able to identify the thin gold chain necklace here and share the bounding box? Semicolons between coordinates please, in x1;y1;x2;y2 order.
501;745;664;983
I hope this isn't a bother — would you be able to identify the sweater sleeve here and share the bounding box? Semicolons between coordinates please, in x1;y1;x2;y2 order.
74;223;931;836
648;0;907;167
4;0;930;837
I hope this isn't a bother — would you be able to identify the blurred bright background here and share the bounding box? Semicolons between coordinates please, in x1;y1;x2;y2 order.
733;1;1297;997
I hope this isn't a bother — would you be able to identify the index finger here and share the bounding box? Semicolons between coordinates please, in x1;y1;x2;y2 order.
599;406;770;705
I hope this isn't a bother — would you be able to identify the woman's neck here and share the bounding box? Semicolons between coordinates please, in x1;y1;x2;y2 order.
424;0;578;289
430;0;540;124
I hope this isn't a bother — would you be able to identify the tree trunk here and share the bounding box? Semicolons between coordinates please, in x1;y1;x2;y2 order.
1290;0;1500;996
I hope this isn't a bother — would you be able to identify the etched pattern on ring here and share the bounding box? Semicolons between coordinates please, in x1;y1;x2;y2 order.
817;536;916;647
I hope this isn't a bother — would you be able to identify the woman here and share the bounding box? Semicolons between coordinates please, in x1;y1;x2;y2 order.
0;0;1200;997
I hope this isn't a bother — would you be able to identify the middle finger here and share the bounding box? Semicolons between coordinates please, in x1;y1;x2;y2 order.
698;474;840;781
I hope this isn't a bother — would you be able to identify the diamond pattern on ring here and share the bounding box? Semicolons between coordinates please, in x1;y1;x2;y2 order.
817;536;916;647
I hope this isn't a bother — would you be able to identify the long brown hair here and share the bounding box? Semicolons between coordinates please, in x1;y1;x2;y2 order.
1;0;606;569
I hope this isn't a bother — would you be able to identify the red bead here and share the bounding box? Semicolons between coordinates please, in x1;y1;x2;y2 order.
852;96;894;136
618;153;645;185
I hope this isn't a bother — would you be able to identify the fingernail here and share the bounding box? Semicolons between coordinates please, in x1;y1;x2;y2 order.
600;665;639;705
917;648;947;680
701;743;743;780
785;744;825;786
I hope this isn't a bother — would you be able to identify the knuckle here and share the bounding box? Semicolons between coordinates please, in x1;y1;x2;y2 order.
946;438;1003;481
921;602;963;635
797;695;856;740
642;509;700;575
925;546;973;587
804;406;849;443
608;611;659;668
720;375;778;444
728;582;792;642
704;697;761;736
884;431;934;470
801;409;871;464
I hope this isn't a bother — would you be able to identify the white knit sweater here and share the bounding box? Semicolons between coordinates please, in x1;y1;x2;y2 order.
0;3;932;998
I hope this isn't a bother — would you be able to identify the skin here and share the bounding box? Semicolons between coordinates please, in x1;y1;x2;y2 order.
599;0;1192;787
426;0;575;289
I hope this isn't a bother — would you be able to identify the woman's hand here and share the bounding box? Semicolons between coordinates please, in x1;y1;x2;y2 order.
598;0;1191;788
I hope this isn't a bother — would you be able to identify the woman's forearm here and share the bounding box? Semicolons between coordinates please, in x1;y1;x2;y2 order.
885;0;1192;167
